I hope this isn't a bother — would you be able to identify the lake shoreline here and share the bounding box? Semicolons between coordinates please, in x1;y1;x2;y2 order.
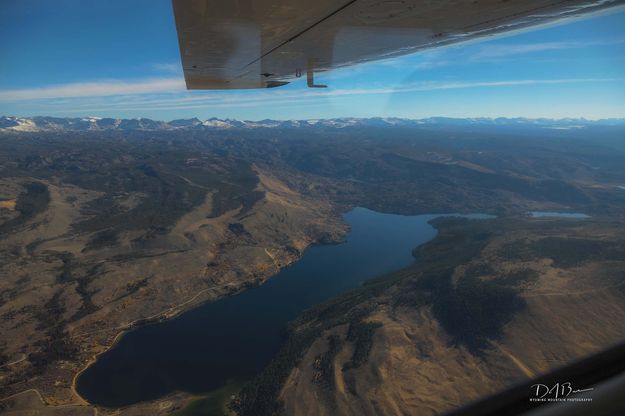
74;209;494;411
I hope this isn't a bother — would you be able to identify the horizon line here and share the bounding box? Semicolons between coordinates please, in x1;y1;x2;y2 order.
3;114;625;123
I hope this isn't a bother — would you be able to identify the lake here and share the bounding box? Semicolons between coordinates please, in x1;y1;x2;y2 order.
75;208;490;408
529;211;590;218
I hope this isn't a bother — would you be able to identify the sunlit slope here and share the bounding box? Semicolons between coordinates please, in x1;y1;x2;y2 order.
2;120;625;414
255;218;625;416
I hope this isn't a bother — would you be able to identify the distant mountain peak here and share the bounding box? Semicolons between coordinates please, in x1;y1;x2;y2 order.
1;115;624;133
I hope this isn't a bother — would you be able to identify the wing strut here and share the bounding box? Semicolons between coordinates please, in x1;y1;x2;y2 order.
307;61;327;88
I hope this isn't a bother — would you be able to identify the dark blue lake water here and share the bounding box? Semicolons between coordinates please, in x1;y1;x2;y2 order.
529;211;590;218
75;208;489;407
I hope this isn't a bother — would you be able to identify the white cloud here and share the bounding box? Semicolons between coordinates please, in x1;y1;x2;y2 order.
404;37;625;70
0;78;185;101
470;38;625;60
151;62;183;74
23;77;624;114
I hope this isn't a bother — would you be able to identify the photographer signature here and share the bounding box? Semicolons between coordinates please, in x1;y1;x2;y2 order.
531;382;593;399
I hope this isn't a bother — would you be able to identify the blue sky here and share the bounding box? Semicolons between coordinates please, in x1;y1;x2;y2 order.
1;1;624;120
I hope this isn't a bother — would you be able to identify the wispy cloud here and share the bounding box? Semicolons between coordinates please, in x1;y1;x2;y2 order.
470;38;625;60
14;77;623;114
150;62;183;74
376;37;625;72
2;34;622;105
0;78;185;101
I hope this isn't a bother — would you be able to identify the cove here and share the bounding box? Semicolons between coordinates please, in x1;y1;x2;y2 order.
75;208;490;407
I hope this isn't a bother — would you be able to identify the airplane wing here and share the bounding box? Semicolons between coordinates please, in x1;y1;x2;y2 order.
172;0;624;89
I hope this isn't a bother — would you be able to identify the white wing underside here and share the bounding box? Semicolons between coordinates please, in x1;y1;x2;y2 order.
172;0;625;89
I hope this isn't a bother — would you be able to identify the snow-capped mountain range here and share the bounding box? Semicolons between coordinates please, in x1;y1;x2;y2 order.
1;115;624;132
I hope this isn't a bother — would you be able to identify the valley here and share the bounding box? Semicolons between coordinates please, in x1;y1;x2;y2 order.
1;117;624;415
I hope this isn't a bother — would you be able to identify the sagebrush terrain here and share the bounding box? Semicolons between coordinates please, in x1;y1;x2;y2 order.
1;119;624;415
